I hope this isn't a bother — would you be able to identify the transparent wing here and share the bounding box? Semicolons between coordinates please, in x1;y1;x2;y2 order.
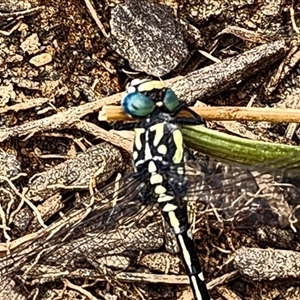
0;173;164;284
2;152;300;299
169;154;300;230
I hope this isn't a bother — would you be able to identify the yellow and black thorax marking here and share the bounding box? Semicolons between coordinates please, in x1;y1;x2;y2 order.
132;112;189;205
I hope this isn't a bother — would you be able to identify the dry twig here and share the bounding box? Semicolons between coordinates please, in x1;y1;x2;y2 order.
101;105;300;123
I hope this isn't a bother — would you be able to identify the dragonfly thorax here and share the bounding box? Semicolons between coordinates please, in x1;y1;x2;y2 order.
132;112;188;204
133;112;185;166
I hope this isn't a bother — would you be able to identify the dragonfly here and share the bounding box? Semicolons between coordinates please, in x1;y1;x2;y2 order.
118;78;300;299
120;78;211;300
1;79;300;300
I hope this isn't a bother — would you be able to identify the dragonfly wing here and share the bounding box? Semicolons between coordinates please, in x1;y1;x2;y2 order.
0;173;164;279
169;156;300;229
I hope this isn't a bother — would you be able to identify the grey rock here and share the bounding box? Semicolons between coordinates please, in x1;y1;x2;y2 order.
109;0;189;76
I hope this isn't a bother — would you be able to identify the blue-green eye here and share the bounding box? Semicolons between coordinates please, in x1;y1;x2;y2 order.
121;91;155;117
163;88;179;112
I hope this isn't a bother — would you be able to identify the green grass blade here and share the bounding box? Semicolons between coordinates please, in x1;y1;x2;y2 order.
182;125;300;173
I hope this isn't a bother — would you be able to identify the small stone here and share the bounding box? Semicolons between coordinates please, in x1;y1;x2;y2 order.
20;33;40;55
6;54;23;63
29;53;52;67
0;84;16;106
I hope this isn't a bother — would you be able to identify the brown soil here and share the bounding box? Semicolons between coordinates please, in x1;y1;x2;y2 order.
0;1;300;300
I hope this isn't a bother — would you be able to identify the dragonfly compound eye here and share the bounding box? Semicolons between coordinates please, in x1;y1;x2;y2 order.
163;88;179;113
121;90;156;117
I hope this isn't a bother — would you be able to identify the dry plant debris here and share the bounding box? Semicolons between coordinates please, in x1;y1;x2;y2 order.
234;247;300;281
0;0;299;300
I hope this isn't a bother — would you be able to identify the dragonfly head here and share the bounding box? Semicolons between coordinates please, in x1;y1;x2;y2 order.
121;78;179;118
